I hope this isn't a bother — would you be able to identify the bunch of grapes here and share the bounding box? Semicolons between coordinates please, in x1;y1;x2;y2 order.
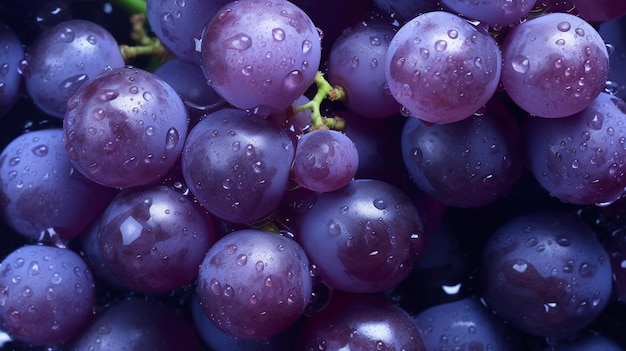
2;0;626;350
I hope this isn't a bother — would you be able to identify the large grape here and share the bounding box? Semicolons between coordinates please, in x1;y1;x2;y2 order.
0;22;23;119
23;19;124;119
96;185;217;293
500;12;609;118
525;92;626;206
0;129;117;241
197;229;313;339
298;179;426;293
200;0;321;113
63;66;189;188
385;11;502;124
181;108;294;224
481;211;613;338
0;245;96;346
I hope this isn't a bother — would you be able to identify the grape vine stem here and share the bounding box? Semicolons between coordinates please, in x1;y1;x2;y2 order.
293;71;346;131
110;0;147;15
119;14;173;68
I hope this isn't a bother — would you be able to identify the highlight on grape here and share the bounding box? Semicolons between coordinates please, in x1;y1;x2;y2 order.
1;0;626;350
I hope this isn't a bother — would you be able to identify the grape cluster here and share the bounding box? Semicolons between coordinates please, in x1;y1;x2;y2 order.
1;0;626;350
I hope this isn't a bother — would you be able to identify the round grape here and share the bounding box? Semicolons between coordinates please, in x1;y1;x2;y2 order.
23;19;124;119
385;11;502;124
200;0;321;113
292;129;359;193
0;22;23;119
181;108;294;224
0;245;96;346
197;229;313;339
63;66;189;188
500;12;609;118
298;179;426;293
440;0;537;27
481;211;613;338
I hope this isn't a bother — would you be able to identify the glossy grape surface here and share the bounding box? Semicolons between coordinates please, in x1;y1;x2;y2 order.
385;11;502;123
181;108;294;224
525;92;626;205
440;0;537;26
0;245;96;346
23;19;124;119
63;65;189;188
0;22;23;119
0;129;117;240
97;185;217;293
298;179;426;293
500;12;609;118
481;211;613;338
200;0;322;113
197;229;313;339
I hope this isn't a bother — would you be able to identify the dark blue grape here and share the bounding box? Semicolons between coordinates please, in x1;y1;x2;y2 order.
481;211;613;338
0;245;96;346
401;96;523;207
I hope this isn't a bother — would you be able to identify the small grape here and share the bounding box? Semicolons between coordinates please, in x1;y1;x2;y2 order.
292;129;359;193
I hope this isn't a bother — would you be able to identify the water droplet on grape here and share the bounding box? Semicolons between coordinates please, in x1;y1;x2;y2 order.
328;219;341;236
129;86;139;94
435;40;447;51
272;28;285;41
511;55;529;74
557;21;571;32
575;28;585;36
59;27;74;42
99;90;119;101
31;145;48;157
283;70;304;92
165;128;180;150
225;33;252;50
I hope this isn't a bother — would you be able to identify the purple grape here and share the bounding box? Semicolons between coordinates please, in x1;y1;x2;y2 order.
413;296;521;350
200;0;321;114
0;245;96;346
481;211;613;338
23;19;125;119
296;292;426;350
545;333;624;351
197;229;313;339
500;12;609;118
63;66;189;188
385;11;502;124
401;96;523;207
372;0;441;24
96;184;217;293
298;179;426;293
525;92;626;206
79;218;126;290
440;0;537;27
67;298;204;351
0;22;23;119
146;0;231;63
181;108;294;224
0;129;117;241
327;20;400;119
292;129;359;193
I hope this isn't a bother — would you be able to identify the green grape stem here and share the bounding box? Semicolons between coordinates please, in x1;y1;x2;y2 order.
119;14;172;68
294;71;347;131
110;0;147;15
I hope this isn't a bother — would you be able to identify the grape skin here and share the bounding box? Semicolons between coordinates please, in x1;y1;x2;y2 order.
0;245;96;346
440;0;536;27
500;12;609;118
200;0;322;113
63;66;189;188
0;22;23;119
197;229;313;339
385;11;502;124
23;19;125;119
